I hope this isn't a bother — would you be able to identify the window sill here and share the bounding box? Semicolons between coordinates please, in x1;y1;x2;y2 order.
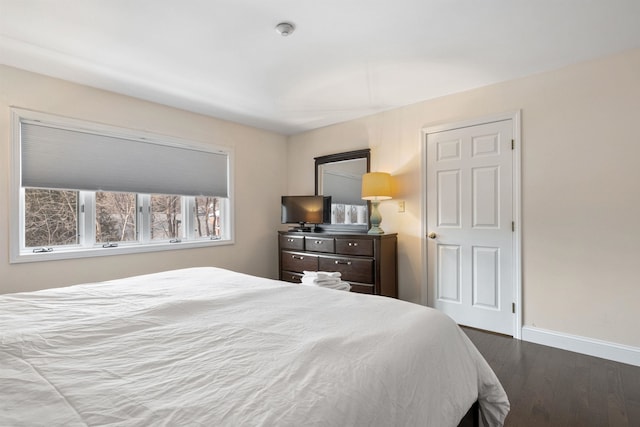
10;239;234;264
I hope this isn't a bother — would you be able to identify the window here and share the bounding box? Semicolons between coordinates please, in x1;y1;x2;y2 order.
194;196;222;238
150;194;181;241
96;191;137;243
11;108;233;263
24;188;79;247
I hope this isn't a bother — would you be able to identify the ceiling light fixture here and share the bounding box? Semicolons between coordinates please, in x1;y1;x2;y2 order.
275;22;295;37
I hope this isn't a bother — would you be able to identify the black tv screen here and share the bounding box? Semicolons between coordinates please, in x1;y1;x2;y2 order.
281;195;331;227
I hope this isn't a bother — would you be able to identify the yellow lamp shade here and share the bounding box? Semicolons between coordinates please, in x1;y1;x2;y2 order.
361;172;392;200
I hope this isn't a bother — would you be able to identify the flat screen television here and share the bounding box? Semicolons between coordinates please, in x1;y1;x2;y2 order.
281;195;331;232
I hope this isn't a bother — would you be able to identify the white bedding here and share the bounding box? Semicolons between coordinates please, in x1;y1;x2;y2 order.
0;267;509;426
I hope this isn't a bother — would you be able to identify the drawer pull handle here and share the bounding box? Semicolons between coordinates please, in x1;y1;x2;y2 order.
334;260;352;265
315;240;323;244
287;238;294;242
348;242;358;247
292;255;304;260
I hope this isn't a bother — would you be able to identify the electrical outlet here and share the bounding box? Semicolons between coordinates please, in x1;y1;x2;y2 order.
397;200;405;213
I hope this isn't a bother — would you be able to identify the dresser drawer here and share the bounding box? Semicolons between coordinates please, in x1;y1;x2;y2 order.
281;271;303;283
350;283;374;294
281;251;318;273
319;256;374;284
279;234;304;250
305;237;335;253
335;238;374;257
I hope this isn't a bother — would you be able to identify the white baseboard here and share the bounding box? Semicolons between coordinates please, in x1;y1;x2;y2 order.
521;326;640;367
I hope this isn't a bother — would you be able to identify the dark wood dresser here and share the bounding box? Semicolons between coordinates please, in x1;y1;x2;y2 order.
278;231;398;298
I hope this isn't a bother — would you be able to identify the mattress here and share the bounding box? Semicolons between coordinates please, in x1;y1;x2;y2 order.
0;267;509;426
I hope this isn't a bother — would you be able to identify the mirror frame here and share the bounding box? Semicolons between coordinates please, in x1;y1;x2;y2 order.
315;148;371;233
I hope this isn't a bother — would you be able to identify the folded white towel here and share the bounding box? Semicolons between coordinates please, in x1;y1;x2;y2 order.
300;276;341;286
324;281;351;291
302;271;342;279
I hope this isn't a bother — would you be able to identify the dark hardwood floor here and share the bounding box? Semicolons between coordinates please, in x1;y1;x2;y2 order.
462;327;640;427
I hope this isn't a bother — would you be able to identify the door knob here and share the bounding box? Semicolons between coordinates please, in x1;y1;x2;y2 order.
427;232;437;239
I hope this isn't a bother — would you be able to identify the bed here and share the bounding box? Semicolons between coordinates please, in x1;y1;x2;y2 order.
0;267;509;426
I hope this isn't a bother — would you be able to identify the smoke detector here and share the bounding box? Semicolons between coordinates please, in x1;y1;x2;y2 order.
275;22;295;37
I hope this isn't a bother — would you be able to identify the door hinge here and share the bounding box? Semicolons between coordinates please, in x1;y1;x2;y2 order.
512;302;516;313
511;139;515;150
512;221;515;232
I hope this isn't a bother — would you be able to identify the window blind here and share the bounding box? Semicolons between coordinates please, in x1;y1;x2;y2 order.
21;121;229;197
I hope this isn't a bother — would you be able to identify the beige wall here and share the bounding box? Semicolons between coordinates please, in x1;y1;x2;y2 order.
0;65;288;294
288;48;640;348
2;48;639;349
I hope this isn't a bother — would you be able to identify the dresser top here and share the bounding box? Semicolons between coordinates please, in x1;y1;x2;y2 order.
279;230;397;239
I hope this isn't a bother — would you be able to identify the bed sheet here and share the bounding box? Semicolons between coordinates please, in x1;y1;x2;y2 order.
0;267;509;426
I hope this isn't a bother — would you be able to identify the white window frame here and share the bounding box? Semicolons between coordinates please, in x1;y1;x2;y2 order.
10;108;235;263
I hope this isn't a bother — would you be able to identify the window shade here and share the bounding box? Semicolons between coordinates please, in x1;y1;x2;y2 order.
21;121;229;197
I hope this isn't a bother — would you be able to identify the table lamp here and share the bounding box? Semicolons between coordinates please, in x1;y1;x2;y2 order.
361;172;392;234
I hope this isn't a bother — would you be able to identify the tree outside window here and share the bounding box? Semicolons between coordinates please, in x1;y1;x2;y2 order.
25;189;78;247
96;191;136;243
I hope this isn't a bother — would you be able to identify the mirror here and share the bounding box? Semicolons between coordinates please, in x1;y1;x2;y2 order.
315;149;370;232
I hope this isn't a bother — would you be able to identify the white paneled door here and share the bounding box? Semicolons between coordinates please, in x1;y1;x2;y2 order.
426;119;515;335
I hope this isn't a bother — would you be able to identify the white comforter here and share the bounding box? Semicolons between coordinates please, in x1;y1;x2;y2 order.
0;267;509;426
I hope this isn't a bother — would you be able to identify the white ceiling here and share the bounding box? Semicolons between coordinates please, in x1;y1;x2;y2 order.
1;1;639;135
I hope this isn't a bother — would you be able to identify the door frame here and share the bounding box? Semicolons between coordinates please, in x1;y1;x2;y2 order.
420;110;522;339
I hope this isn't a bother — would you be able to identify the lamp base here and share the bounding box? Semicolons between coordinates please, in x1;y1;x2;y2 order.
367;200;385;234
367;226;385;235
